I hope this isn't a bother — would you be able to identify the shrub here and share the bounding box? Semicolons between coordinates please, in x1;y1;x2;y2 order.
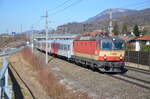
141;44;150;51
21;48;90;99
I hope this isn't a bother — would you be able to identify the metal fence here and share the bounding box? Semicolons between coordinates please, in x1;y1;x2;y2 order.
125;51;150;66
0;57;12;99
0;46;25;99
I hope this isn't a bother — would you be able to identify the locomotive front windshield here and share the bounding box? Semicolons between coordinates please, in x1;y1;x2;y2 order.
101;39;124;50
113;42;124;50
102;40;113;50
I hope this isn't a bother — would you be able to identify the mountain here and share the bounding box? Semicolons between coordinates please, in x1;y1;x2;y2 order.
54;8;150;34
23;30;41;35
86;8;137;23
55;22;83;34
23;29;54;35
85;8;150;32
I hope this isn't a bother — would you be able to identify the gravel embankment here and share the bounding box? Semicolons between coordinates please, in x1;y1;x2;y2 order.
35;50;150;99
9;52;50;99
124;70;150;83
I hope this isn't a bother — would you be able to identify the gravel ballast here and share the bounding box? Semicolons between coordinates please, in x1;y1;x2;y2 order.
35;50;150;99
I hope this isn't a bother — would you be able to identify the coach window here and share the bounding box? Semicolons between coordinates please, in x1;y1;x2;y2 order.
56;44;58;49
62;44;64;50
48;43;50;48
63;45;65;50
64;45;65;50
43;43;44;47
62;45;63;50
53;44;54;48
62;45;64;50
64;45;66;50
55;44;57;48
68;45;70;50
51;44;53;48
54;44;56;49
42;43;43;47
59;44;61;49
59;44;62;50
47;43;49;47
60;44;61;50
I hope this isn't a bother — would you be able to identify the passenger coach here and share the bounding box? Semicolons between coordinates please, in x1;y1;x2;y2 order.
35;34;125;72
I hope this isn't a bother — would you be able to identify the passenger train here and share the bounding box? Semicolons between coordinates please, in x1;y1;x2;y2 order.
35;34;125;72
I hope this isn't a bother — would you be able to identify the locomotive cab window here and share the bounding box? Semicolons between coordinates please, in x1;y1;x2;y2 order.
113;41;124;50
101;39;124;50
101;40;112;50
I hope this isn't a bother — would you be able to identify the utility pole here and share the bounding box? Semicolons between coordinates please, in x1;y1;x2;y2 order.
109;8;113;36
43;11;49;64
31;25;34;53
20;24;22;33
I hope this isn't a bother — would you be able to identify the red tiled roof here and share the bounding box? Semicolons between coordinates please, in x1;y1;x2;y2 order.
134;34;150;40
83;32;98;36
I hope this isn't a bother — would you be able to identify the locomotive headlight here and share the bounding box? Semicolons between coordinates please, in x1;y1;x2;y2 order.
120;55;123;60
104;55;107;60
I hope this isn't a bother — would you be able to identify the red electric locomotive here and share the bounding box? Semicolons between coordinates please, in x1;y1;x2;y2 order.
72;36;125;72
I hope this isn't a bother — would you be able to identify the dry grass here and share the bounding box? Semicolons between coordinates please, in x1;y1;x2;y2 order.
21;48;90;99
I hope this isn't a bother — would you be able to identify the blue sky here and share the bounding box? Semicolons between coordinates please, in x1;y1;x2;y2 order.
0;0;150;33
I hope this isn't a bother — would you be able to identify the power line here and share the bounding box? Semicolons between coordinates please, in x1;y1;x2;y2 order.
49;0;84;16
30;0;73;30
134;2;150;10
31;17;43;28
48;0;73;12
120;0;150;9
110;0;150;23
30;0;81;30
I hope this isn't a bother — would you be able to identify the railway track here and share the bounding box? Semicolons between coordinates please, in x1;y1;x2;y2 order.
38;49;150;91
126;66;150;75
9;63;36;99
108;74;150;90
52;55;150;90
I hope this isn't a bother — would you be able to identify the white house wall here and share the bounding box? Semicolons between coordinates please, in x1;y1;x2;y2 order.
135;41;140;51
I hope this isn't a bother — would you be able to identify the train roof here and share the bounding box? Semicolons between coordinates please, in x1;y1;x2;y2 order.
35;33;80;39
75;36;124;41
36;39;74;44
50;33;79;39
52;40;73;44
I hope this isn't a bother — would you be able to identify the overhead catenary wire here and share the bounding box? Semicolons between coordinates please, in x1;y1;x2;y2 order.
119;0;150;9
47;0;74;12
119;2;150;20
30;0;83;30
30;0;149;32
31;17;44;29
107;0;150;23
133;2;150;10
49;0;84;16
